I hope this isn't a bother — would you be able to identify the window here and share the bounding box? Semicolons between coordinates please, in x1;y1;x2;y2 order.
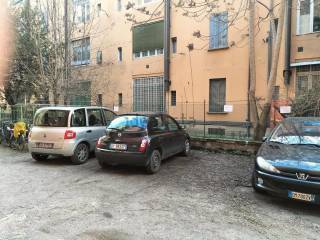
118;93;123;106
209;11;228;49
272;86;280;100
171;37;177;53
73;0;90;23
97;3;101;16
135;0;158;6
103;109;115;126
71;109;86;127
297;0;320;34
72;37;90;65
296;64;320;96
149;116;166;132
209;78;226;113
133;21;164;58
166;116;179;131
117;0;122;11
171;91;176;106
96;50;102;64
87;109;104;126
118;47;122;62
97;94;102;106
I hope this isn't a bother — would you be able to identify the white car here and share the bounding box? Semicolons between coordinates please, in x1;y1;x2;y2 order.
29;106;116;164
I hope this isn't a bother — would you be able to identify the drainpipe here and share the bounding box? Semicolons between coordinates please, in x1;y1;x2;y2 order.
284;0;292;85
164;0;171;112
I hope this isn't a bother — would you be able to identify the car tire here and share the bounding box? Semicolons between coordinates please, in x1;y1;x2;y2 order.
181;139;191;156
31;153;49;161
71;143;89;165
146;150;162;174
98;159;111;169
252;171;266;194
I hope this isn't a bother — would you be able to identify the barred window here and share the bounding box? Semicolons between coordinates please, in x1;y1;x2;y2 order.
296;64;320;96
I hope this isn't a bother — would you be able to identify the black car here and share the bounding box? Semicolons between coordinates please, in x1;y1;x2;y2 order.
252;117;320;203
95;112;191;173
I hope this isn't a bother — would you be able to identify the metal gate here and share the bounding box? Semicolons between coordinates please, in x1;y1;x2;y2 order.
133;76;164;112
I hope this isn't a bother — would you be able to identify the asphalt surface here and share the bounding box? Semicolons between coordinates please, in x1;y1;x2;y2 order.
1;146;320;240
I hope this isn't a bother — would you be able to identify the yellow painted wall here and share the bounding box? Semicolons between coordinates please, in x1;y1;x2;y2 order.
70;0;320;122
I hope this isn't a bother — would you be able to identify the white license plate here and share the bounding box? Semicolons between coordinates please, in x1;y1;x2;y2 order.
288;191;315;202
36;142;54;149
110;143;127;151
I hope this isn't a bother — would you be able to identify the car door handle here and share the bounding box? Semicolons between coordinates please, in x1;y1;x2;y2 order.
87;130;92;133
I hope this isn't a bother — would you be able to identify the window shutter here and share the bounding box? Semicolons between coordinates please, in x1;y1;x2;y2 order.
220;12;228;48
210;12;228;49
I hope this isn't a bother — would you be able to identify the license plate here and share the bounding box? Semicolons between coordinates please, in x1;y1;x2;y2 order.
36;142;54;149
110;143;127;151
288;191;315;202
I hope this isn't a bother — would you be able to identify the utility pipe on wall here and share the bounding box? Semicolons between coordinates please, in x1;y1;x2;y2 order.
284;0;292;85
164;0;171;111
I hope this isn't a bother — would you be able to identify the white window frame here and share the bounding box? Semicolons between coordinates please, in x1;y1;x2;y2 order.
297;0;320;35
133;48;164;59
135;0;160;7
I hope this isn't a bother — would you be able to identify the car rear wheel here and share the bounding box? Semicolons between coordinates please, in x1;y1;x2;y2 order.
71;143;89;165
31;153;49;161
146;150;161;174
181;139;191;156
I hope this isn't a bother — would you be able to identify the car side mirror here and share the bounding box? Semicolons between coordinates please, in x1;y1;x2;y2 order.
262;136;267;142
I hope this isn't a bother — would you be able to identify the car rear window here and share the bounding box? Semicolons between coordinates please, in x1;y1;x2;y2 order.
107;115;148;132
34;109;69;127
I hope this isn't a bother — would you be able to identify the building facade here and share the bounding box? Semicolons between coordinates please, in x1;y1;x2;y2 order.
69;0;320;125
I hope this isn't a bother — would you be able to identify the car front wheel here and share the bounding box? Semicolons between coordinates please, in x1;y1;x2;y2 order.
71;143;89;165
181;139;191;156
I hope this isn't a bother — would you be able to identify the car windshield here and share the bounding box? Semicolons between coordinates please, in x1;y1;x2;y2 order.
107;115;148;132
270;120;320;145
34;109;69;127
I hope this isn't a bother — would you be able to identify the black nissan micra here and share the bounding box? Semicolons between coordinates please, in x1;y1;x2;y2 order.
95;112;191;174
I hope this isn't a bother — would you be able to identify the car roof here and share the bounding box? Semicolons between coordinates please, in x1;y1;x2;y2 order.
119;112;166;117
35;106;113;112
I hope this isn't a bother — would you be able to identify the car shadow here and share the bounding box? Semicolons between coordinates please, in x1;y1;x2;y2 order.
97;154;190;176
31;155;96;166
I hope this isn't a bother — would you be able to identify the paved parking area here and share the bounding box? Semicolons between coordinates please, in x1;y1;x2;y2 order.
1;146;320;240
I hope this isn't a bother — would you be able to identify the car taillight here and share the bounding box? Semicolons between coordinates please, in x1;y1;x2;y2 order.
138;138;149;153
96;137;105;148
64;130;76;139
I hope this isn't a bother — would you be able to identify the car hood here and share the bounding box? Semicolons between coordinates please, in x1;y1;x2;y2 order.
258;142;320;174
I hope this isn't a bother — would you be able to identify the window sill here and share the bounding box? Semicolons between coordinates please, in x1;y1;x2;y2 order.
296;31;320;36
207;112;228;114
208;46;229;52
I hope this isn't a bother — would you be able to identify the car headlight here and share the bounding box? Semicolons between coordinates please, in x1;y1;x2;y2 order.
256;156;280;173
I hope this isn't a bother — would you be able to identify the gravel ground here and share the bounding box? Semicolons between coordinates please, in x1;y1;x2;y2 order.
1;146;320;240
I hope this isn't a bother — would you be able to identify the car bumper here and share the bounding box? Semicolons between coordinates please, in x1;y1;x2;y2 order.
95;148;148;166
254;169;320;203
28;140;76;157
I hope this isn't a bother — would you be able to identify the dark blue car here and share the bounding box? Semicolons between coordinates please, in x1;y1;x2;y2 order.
252;117;320;203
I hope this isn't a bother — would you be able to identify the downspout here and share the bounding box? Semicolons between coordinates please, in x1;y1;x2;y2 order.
284;0;292;85
164;0;171;112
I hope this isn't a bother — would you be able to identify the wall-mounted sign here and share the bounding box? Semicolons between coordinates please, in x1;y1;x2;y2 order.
280;106;291;114
113;106;119;112
224;105;233;113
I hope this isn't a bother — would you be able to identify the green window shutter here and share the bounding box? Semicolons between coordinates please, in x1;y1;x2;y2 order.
133;21;164;53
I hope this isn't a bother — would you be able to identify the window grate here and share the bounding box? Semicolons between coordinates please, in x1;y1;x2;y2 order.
133;76;164;112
